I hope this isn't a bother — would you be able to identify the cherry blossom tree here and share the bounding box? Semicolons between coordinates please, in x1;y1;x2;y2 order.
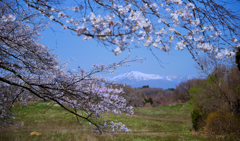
1;0;239;134
0;0;142;134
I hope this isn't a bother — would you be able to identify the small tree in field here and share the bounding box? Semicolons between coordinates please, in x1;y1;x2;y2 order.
0;0;239;134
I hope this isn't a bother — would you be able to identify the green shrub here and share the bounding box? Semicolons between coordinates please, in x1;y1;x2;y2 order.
205;74;216;84
144;98;149;104
148;97;153;105
189;87;201;93
144;97;153;105
191;109;202;131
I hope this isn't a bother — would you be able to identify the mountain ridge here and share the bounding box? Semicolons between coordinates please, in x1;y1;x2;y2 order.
108;71;199;89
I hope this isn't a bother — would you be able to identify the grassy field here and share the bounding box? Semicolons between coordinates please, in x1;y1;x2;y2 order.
0;102;211;141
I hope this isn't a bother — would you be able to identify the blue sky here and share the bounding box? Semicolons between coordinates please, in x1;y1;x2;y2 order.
38;1;240;79
39;23;200;78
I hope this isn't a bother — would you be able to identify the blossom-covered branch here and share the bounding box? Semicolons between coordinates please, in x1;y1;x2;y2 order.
23;0;239;59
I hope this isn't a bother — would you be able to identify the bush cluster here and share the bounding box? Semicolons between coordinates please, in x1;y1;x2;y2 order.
187;66;240;140
205;111;240;140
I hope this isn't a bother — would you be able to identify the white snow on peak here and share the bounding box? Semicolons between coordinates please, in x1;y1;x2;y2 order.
107;71;201;89
109;71;179;81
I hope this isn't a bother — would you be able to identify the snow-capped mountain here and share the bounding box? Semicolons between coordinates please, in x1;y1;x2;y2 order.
108;71;199;89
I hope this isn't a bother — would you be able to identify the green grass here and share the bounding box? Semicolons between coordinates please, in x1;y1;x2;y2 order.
0;102;211;141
